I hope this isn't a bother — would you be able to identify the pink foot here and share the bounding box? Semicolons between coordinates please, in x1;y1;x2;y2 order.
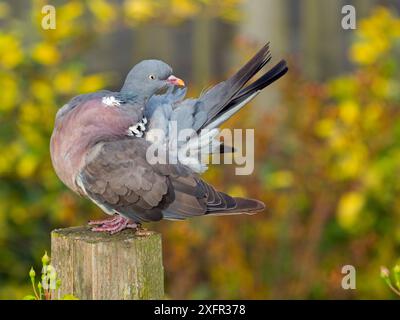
89;216;138;234
88;216;120;226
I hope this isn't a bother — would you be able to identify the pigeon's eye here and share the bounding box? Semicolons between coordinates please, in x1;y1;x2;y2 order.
148;75;156;80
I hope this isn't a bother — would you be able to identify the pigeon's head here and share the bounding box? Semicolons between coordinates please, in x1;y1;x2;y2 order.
120;60;185;98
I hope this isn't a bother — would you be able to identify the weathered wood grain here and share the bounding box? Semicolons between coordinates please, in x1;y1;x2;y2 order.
51;226;164;300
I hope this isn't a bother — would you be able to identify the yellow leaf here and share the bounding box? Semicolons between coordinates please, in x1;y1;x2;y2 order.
0;34;23;69
363;103;382;130
124;0;155;22
20;102;40;123
336;146;367;179
16;154;38;178
337;191;365;230
350;42;378;66
32;43;60;65
31;80;54;102
0;74;18;111
266;170;294;189
315;119;335;138
339;101;359;125
58;1;84;21
171;0;199;18
54;71;79;95
79;74;106;93
227;185;247;198
88;0;117;23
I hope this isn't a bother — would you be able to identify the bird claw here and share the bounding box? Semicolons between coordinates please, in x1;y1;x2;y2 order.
88;216;119;226
89;216;138;234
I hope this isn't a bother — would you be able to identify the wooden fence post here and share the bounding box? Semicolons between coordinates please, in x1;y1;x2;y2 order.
51;226;164;300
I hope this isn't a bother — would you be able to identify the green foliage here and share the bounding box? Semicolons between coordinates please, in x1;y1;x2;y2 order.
159;7;400;299
0;0;241;299
245;7;400;299
381;265;400;297
1;1;400;300
0;0;110;299
23;251;77;300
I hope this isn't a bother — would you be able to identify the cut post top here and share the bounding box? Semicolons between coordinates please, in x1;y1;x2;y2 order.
51;226;164;300
51;226;159;243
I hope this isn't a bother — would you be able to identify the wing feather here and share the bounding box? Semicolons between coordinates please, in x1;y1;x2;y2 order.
78;133;264;222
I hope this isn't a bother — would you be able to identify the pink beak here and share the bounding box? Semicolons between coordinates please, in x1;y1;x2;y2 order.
167;75;185;87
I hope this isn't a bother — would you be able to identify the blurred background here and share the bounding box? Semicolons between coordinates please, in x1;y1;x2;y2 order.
1;0;400;299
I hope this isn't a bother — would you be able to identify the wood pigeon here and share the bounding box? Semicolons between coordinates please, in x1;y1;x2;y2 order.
50;44;288;233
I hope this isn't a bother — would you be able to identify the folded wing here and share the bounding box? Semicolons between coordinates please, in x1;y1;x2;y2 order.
78;139;264;222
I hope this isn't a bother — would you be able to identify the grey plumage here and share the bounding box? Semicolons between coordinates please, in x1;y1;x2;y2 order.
121;60;173;98
50;44;287;227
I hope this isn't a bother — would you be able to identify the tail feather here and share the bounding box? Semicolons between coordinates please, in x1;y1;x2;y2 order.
206;196;265;216
161;179;266;220
198;44;288;132
204;60;288;131
199;43;271;128
201;180;265;215
227;60;288;110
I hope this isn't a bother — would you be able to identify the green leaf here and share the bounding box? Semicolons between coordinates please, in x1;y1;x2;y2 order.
23;295;37;300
